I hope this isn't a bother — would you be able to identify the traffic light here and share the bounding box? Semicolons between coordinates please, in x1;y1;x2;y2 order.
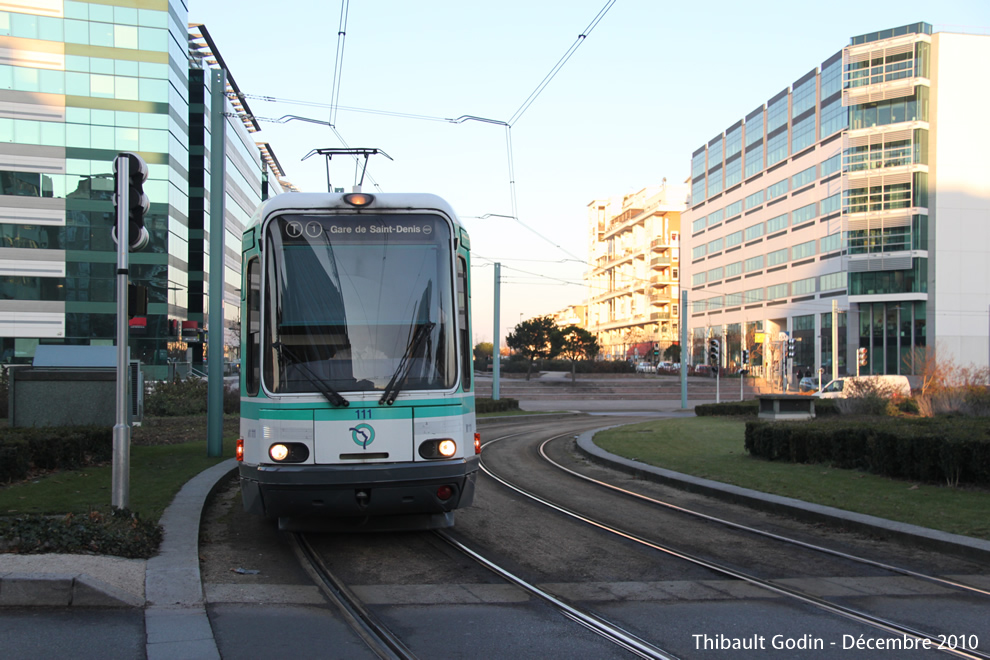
741;349;749;366
708;338;720;368
857;347;868;366
787;338;795;359
653;342;659;358
112;152;150;251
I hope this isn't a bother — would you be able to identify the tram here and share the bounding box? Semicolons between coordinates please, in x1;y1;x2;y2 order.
236;190;478;530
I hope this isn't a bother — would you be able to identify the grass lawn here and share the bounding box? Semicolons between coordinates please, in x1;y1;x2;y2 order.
594;416;990;541
0;417;237;523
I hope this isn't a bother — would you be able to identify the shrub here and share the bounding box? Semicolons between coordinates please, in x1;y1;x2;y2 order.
745;417;990;487
475;397;519;414
695;400;758;417
0;426;112;484
0;508;162;558
145;377;209;416
835;378;898;416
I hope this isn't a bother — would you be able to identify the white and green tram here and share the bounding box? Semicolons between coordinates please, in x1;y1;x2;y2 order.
237;191;478;530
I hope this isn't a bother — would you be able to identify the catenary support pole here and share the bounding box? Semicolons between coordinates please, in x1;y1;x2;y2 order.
680;290;687;409
207;69;227;457
493;263;501;401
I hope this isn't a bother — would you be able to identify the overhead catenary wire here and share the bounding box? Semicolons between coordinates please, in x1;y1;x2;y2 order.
507;0;616;127
328;0;350;127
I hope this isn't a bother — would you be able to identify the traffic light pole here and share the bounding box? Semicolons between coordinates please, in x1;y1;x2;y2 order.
112;154;130;510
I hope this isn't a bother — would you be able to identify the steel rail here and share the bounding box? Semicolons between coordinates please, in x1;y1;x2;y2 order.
291;533;418;660
480;432;990;660
541;435;990;599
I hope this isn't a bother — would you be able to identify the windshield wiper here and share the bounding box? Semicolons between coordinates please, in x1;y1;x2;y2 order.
379;322;435;406
272;341;349;407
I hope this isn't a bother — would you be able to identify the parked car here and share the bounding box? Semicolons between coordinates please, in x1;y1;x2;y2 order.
798;376;819;392
812;375;911;399
635;361;655;373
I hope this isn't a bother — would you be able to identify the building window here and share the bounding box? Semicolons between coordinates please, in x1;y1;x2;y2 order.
849;87;928;129
726;292;742;306
791;277;816;296
707;237;724;253
745;143;764;178
745;190;764;209
791;202;817;226
708;167;723;196
692;272;707;286
707;266;724;282
744;287;764;303
724;157;742;189
820;231;843;253
726;230;743;248
820;153;841;178
744;255;764;272
767;128;789;167
821;192;841;215
691;150;706;179
791;113;816;153
767;179;789;201
744;222;764;241
708;209;724;226
692;216;707;233
725;200;743;218
791;165;816;190
692;245;707;259
820;271;845;291
691;177;706;204
726;261;743;277
766;213;788;234
792;240;816;260
767;283;788;299
767;247;788;266
726;125;742;158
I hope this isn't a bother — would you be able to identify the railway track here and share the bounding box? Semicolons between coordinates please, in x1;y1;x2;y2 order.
477;422;990;659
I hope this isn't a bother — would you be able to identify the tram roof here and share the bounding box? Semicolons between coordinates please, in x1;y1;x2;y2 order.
247;192;464;231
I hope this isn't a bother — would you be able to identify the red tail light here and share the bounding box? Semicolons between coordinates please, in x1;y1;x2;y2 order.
236;438;244;462
474;432;481;454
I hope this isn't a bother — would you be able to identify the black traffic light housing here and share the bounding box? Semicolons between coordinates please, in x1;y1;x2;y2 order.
708;338;720;368
741;349;749;365
787;338;795;359
112;152;150;251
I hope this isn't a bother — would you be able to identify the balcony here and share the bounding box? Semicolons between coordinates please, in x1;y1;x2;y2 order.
650;256;671;269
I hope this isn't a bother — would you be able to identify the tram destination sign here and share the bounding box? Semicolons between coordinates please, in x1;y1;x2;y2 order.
279;214;445;244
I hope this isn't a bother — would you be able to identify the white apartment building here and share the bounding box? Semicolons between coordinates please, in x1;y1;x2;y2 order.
682;22;990;384
586;182;687;360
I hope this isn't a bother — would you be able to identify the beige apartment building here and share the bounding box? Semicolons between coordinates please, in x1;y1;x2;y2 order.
586;183;687;360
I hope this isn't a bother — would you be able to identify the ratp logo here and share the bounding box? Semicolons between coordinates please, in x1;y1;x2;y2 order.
349;423;375;448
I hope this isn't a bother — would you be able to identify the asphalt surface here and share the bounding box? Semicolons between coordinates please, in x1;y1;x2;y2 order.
2;402;990;660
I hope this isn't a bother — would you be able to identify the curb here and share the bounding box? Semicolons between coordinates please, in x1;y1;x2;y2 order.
0;571;144;608
575;426;990;563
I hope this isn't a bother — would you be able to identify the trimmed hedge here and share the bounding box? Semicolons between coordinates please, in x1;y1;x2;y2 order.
695;400;759;417
745;417;990;487
695;399;839;417
0;426;112;484
475;397;520;414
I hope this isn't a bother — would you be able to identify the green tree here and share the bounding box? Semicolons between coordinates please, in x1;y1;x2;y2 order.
473;342;494;367
664;343;681;364
559;325;600;382
505;316;562;380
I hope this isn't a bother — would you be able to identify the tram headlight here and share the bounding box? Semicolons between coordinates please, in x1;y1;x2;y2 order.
267;442;310;463
418;438;457;459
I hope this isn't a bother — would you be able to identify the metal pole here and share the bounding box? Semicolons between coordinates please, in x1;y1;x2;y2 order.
680;289;687;409
832;299;839;383
112;154;130;510
207;69;227;457
493;263;501;401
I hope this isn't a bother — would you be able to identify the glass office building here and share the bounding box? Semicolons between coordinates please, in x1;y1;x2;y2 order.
0;2;292;379
682;23;990;384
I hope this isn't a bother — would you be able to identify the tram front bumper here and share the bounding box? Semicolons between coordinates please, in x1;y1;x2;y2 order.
239;457;478;520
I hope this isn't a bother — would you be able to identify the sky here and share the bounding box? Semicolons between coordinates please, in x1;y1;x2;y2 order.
190;0;989;346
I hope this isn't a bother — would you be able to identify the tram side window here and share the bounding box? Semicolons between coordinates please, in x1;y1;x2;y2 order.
457;256;471;392
245;257;261;396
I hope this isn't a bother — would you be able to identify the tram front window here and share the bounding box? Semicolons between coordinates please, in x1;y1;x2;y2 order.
263;214;456;395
